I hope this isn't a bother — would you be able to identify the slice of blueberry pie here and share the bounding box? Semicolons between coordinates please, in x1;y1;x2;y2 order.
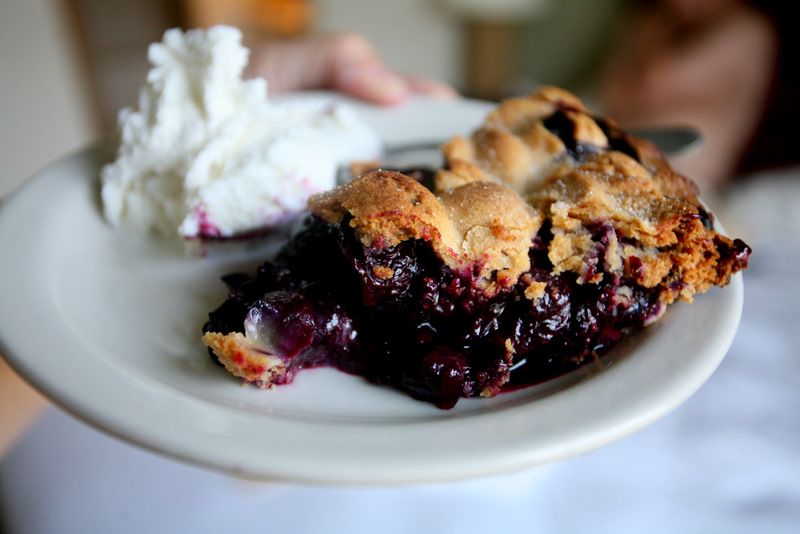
202;86;750;408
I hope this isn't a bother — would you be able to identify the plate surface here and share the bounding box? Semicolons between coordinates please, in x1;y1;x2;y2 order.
0;95;743;484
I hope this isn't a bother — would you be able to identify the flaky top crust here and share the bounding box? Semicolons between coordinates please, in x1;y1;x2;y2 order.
309;86;748;303
203;85;750;392
435;86;700;201
310;170;543;290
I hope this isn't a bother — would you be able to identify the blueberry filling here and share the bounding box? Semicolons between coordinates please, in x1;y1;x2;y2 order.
543;110;599;161
201;86;751;410
696;207;715;231
204;214;666;409
542;110;641;163
397;167;437;190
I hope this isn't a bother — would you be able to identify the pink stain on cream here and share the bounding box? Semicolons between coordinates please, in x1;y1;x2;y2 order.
100;25;382;244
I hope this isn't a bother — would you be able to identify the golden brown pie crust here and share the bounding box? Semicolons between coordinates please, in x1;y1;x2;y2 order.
312;86;744;304
205;86;748;387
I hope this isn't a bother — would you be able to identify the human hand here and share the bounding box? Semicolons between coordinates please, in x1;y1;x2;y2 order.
246;32;458;106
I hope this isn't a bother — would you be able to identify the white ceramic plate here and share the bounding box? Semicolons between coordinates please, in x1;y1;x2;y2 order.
0;95;743;484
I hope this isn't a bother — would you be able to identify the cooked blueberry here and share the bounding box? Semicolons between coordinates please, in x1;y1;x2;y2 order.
595;118;640;161
353;242;421;307
697;207;715;230
401;347;468;409
206;202;747;409
509;273;571;354
244;291;318;357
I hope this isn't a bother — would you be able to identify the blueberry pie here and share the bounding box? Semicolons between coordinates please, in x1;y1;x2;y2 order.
202;87;750;408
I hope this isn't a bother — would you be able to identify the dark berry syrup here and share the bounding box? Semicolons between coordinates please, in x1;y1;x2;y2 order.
204;214;664;409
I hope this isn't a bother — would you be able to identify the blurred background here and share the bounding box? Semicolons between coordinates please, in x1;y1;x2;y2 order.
0;0;626;197
3;2;800;533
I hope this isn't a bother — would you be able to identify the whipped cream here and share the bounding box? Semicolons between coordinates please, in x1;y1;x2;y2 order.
100;25;382;240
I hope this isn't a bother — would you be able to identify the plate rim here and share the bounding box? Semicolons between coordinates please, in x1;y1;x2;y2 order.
0;95;743;484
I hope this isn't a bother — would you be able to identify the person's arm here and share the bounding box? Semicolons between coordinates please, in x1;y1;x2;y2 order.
598;3;778;191
0;357;48;458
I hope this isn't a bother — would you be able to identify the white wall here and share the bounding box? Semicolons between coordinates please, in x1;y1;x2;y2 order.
0;0;97;197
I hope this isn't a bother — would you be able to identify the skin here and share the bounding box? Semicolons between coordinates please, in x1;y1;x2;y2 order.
598;0;778;191
0;32;457;460
246;32;458;105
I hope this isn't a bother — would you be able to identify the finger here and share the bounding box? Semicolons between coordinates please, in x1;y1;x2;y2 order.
322;34;459;102
247;33;409;105
402;74;460;100
333;62;411;106
311;32;411;105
